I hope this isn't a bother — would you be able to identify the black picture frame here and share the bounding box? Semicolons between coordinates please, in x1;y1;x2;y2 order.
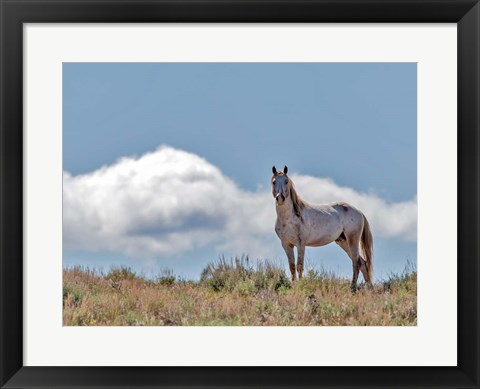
1;1;479;388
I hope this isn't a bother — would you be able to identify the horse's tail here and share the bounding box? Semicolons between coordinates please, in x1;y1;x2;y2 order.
361;214;374;281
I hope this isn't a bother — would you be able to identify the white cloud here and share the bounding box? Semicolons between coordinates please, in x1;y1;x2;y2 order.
63;145;417;261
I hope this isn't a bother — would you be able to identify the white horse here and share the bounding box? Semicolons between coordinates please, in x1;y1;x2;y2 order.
271;166;373;291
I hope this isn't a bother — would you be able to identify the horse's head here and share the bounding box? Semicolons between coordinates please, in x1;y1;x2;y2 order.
271;165;290;205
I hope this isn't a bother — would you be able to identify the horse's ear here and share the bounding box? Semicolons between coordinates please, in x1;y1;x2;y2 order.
284;165;288;174
272;166;277;175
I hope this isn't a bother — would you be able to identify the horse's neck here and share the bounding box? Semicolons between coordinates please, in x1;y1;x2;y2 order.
276;197;297;221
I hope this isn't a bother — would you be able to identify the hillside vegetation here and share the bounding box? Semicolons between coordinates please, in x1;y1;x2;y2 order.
63;258;416;326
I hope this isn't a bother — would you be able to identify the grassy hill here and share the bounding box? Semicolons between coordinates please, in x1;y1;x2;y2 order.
63;258;417;326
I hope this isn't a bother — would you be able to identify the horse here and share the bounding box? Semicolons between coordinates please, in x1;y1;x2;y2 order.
271;165;373;291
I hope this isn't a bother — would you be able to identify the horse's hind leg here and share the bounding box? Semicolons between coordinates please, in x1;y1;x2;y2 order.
281;240;296;281
359;260;373;289
335;237;360;292
340;227;373;291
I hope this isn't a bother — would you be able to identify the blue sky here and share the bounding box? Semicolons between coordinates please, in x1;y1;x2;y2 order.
63;63;417;280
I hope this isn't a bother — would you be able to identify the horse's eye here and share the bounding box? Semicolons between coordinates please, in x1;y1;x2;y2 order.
272;179;276;183
285;179;288;184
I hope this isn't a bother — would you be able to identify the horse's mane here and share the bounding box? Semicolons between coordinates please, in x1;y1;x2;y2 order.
288;177;306;219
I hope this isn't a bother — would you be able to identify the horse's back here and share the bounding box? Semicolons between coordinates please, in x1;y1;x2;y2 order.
331;202;365;232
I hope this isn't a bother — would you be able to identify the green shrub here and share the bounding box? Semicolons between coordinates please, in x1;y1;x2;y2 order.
106;266;136;282
155;268;176;286
201;256;290;293
236;279;256;296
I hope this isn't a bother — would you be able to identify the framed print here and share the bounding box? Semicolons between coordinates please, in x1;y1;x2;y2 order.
1;0;479;388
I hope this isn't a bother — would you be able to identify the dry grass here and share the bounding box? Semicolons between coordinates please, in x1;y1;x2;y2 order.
63;258;417;326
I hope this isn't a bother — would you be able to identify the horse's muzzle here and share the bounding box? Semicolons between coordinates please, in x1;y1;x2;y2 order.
275;193;285;203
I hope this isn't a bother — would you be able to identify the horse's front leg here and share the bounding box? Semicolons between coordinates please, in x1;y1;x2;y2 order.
281;240;296;281
297;244;305;279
